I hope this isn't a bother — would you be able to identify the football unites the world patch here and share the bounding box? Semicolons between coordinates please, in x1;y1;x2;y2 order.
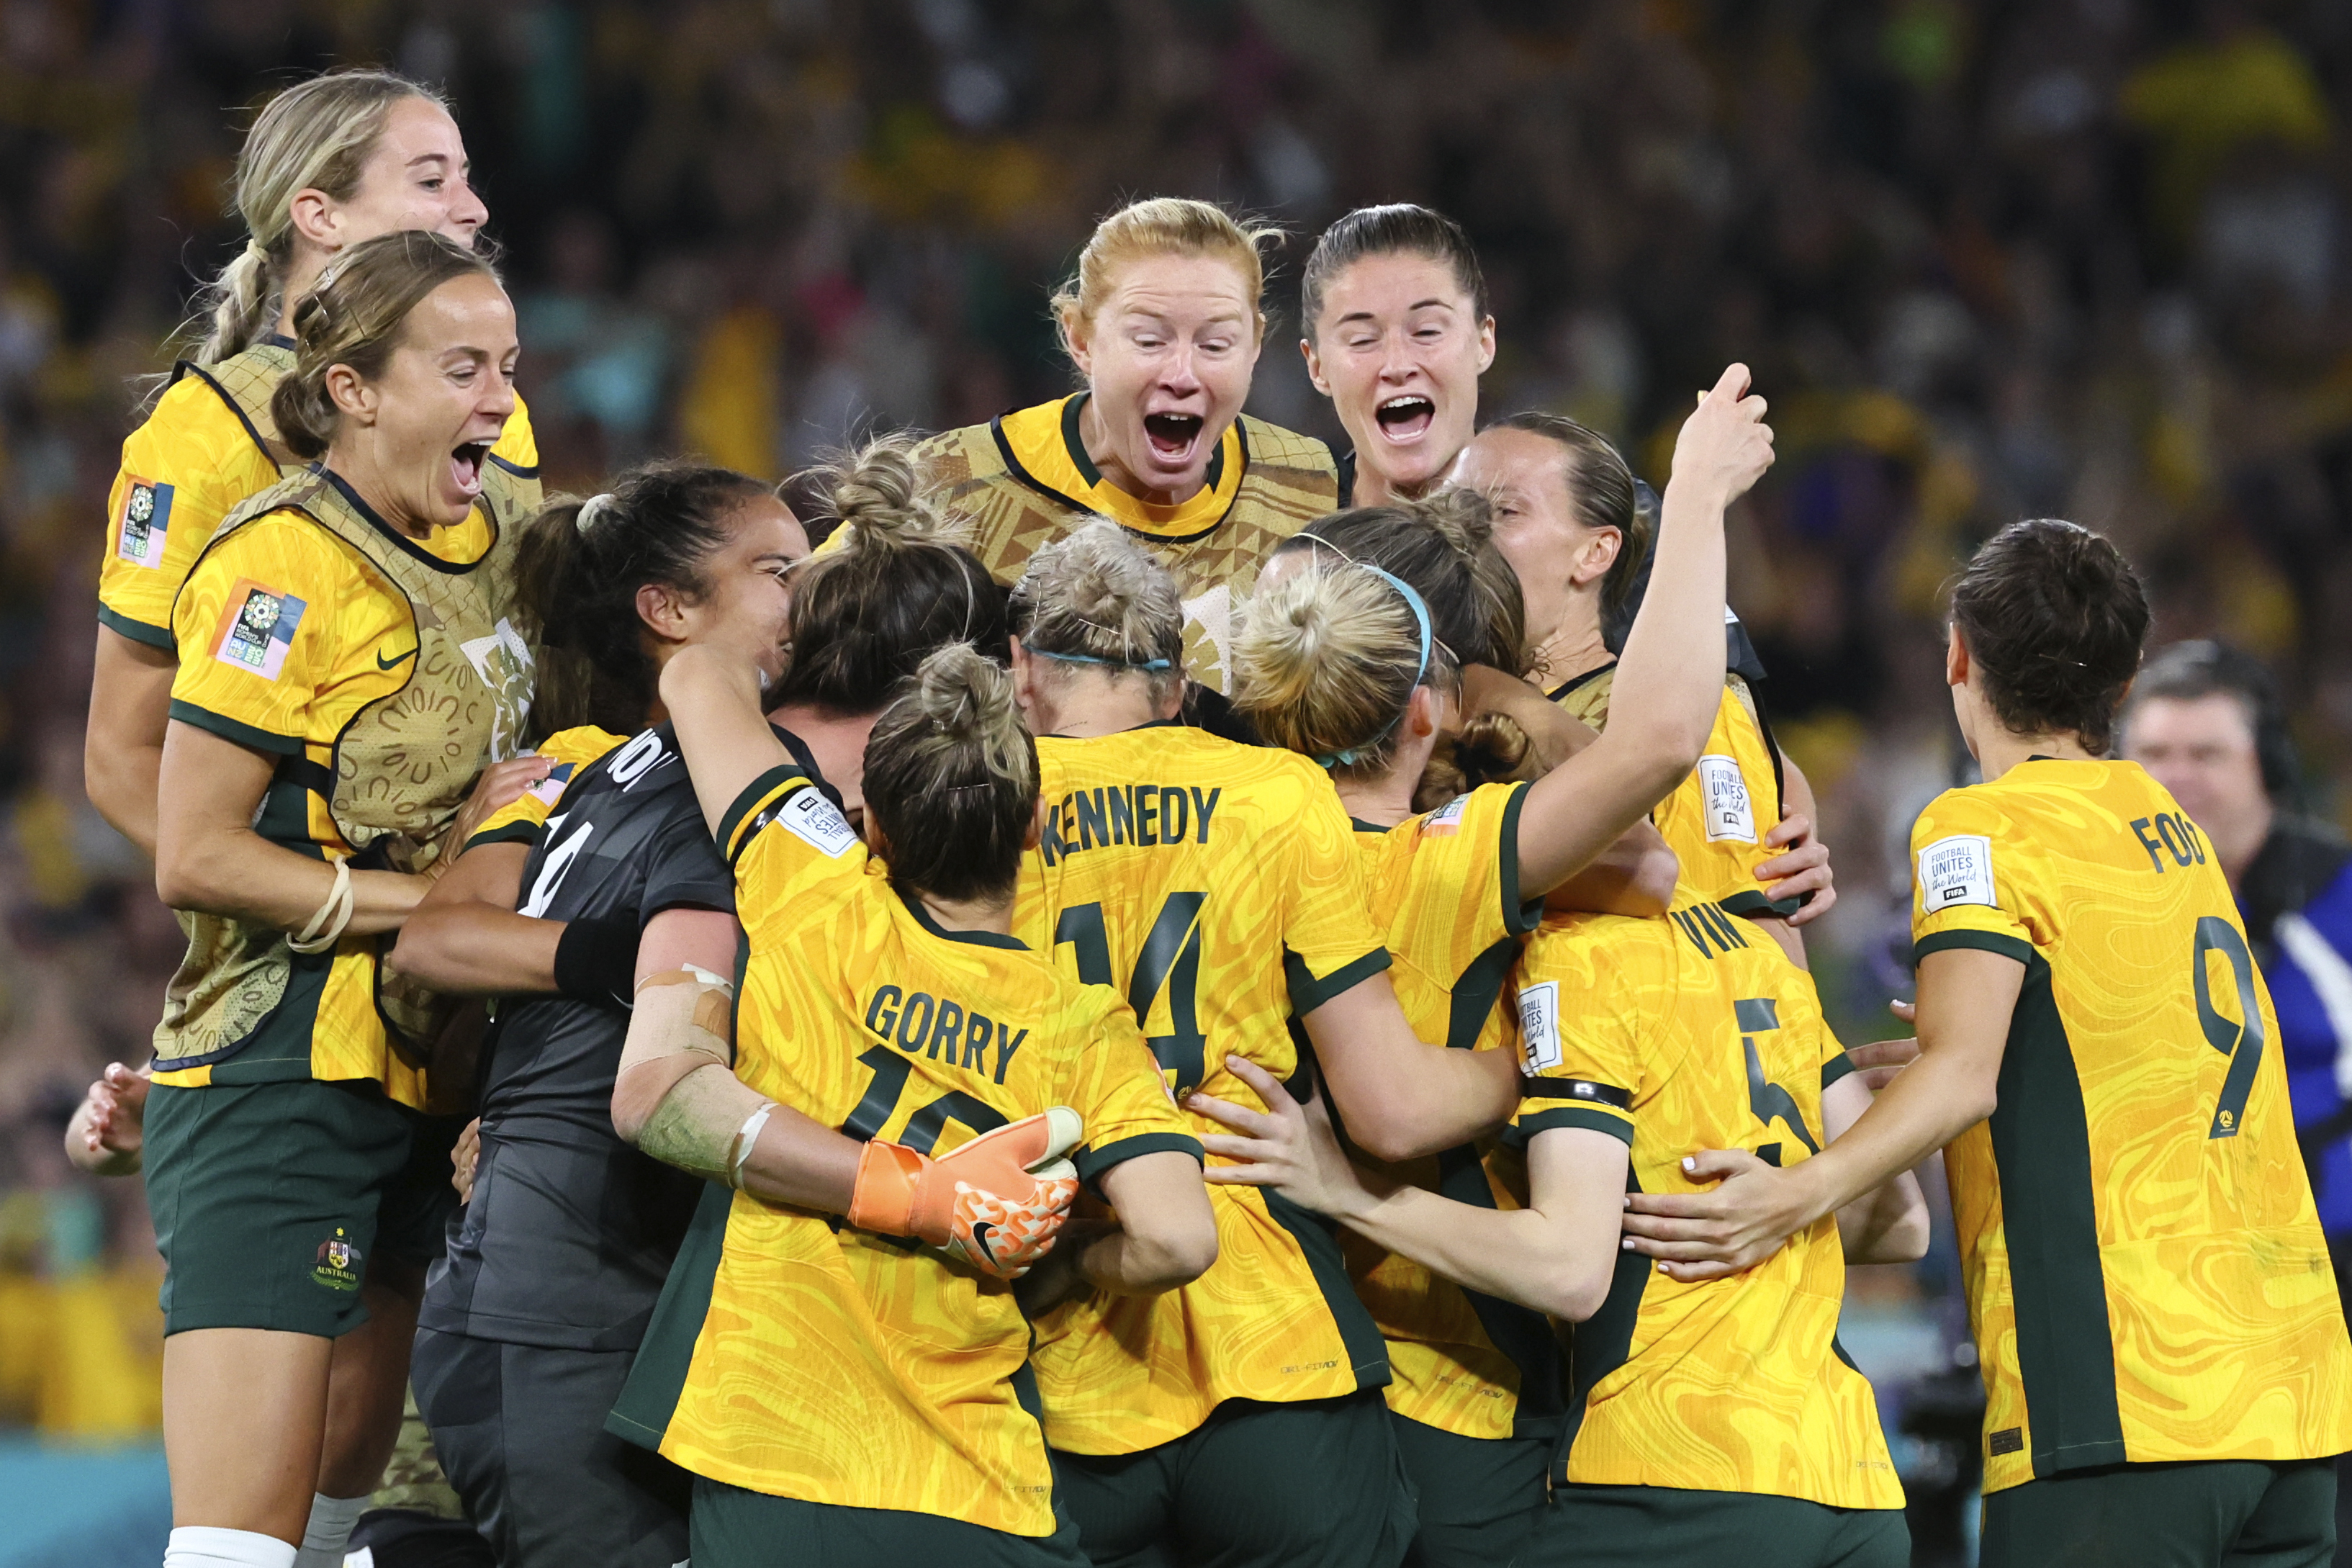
211;578;307;680
1697;753;1758;844
1919;833;1998;911
114;476;174;568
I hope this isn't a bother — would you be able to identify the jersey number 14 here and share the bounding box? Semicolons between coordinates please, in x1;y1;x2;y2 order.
1053;895;1207;1094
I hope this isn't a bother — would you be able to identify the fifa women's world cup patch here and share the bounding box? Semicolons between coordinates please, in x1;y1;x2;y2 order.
114;477;174;568
210;578;307;681
1918;833;1997;911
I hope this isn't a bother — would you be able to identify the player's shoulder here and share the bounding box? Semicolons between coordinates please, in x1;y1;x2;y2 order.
129;371;269;469
1234;411;1338;477
187;503;359;593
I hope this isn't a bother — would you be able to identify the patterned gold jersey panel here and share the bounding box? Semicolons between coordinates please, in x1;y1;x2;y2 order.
1552;668;1791;917
156;505;493;1104
100;359;534;646
912;400;1338;693
645;766;1199;1533
1909;759;2352;1491
466;726;626;850
1346;785;1562;1442
1510;900;1901;1509
1014;724;1392;1451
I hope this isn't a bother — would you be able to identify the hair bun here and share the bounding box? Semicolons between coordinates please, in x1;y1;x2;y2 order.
816;433;954;551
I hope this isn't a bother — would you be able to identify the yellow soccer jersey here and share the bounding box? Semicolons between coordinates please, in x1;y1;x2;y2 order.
609;764;1199;1536
904;397;1338;692
1909;757;2352;1493
156;490;494;1104
99;346;536;646
1510;896;1902;1510
464;726;627;852
1014;722;1394;1454
1553;665;1794;919
1343;784;1559;1443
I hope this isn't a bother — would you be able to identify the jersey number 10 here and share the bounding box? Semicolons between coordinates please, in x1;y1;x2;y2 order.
1054;896;1207;1094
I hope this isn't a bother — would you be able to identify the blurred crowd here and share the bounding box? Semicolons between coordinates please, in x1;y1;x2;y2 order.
0;0;2347;1469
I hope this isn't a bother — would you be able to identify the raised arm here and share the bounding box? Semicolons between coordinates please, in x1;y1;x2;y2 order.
659;644;794;837
1513;365;1774;898
1195;1058;1627;1320
1620;945;2018;1280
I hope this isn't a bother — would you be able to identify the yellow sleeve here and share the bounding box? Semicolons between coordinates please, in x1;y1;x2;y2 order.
717;763;868;937
99;377;281;647
1656;679;1794;919
490;391;539;472
467;724;626;850
1508;924;1645;1147
167;514;357;754
1909;787;2042;970
1068;992;1207;1194
1279;772;1392;1012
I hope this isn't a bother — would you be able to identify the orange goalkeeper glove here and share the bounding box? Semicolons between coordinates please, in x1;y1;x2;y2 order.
847;1106;1084;1279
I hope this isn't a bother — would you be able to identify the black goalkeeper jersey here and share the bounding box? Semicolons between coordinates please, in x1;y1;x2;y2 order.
420;721;734;1352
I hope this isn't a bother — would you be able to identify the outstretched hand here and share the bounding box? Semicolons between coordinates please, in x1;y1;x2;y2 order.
1617;1146;1812;1282
1185;1056;1375;1220
1669;364;1776;510
65;1060;150;1177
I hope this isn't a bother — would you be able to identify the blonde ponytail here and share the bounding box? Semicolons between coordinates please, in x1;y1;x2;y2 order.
1233;562;1454;780
862;644;1039;903
1009;521;1184;699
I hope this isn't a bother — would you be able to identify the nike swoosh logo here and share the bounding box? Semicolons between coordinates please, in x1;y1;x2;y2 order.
968;1220;1001;1269
377;646;418;671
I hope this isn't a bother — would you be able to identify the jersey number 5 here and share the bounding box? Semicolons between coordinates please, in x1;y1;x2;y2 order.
2193;916;2266;1139
1055;896;1207;1093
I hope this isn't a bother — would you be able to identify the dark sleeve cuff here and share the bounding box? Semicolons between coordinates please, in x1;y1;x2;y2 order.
1911;929;2036;969
168;698;303;756
98;605;174;649
1721;888;1806;920
716;762;813;866
1497;782;1543;935
465;820;545;852
1821;1053;1858;1091
1283;946;1392;1016
1075;1131;1205;1198
1505;1106;1634;1148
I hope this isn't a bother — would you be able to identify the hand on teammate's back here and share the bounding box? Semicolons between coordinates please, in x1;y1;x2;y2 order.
1667;364;1776;510
1188;1057;1378;1222
848;1107;1086;1280
1754;812;1835;924
441;753;557;865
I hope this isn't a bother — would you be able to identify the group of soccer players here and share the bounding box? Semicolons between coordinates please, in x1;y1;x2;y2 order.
60;66;2352;1568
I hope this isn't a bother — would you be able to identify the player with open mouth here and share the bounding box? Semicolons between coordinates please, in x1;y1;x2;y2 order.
908;197;1341;707
1299;204;1497;511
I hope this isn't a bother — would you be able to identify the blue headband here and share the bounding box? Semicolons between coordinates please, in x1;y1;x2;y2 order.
1029;646;1174;673
1315;564;1433;769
